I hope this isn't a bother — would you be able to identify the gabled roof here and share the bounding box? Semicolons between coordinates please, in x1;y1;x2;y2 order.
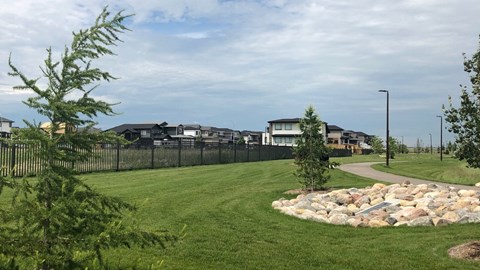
268;118;301;123
355;131;370;136
106;123;167;133
327;125;344;131
0;117;14;123
184;124;201;130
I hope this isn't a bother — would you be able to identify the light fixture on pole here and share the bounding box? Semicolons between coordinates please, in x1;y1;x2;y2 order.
436;115;443;161
378;90;389;166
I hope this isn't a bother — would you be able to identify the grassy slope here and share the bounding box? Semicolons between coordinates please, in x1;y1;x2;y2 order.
71;159;480;269
371;154;480;186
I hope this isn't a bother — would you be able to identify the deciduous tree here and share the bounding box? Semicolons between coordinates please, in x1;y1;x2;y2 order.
444;35;480;168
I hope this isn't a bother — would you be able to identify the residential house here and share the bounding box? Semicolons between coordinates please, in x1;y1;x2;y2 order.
165;124;195;147
0;117;14;138
267;118;328;147
240;130;263;145
106;122;170;147
327;125;344;145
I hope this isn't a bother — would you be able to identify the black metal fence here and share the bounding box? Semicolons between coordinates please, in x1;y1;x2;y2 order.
0;142;293;177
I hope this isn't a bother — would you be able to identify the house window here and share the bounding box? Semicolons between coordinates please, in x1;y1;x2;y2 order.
285;137;293;144
285;123;292;130
195;130;200;136
274;123;282;130
141;130;150;138
274;137;283;144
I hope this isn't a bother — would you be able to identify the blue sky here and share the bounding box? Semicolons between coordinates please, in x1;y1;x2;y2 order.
1;0;479;146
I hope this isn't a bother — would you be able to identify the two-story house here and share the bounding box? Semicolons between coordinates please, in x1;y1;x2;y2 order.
267;118;328;147
240;130;262;145
0;117;14;138
106;122;170;147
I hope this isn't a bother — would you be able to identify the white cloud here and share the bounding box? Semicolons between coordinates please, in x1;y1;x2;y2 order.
0;0;479;145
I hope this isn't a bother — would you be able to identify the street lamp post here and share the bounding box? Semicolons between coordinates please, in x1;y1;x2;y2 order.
378;90;389;166
436;116;443;161
429;133;432;154
401;136;404;154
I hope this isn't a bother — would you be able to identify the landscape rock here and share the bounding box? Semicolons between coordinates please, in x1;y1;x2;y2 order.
273;182;480;227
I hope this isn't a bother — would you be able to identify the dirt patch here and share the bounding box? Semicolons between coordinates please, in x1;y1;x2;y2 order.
283;188;333;195
448;241;480;260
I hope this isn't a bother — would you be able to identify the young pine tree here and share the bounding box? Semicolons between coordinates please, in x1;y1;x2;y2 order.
293;106;331;192
1;7;175;269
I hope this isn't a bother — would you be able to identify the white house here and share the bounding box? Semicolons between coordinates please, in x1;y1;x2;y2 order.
0;117;14;138
266;118;328;147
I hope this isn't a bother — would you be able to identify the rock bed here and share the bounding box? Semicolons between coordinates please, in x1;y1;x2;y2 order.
272;182;480;227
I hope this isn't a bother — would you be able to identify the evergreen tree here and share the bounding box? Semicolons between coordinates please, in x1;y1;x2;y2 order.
444;35;480;168
293;106;331;191
1;7;175;269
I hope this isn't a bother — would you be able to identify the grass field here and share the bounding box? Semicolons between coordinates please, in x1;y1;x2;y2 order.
2;158;480;269
371;154;480;186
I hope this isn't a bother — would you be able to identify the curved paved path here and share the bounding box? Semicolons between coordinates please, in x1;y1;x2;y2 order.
338;162;480;191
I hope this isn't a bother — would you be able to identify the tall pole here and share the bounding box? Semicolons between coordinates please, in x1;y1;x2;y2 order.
379;90;389;166
401;136;404;154
429;133;432;154
436;116;443;161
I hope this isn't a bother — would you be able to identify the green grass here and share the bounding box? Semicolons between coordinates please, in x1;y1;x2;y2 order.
2;159;480;269
371;154;480;186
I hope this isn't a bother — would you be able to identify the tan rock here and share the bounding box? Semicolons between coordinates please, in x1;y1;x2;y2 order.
404;208;428;220
370;197;384;206
368;219;390;227
432;217;452;226
348;216;370;228
414;192;425;199
347;204;359;213
458;189;476;197
373;183;387;190
475;182;480;187
399;200;417;207
442;211;460;222
272;201;283;208
384;193;397;200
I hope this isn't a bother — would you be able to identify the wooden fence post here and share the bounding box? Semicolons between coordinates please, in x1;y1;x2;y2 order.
11;143;16;175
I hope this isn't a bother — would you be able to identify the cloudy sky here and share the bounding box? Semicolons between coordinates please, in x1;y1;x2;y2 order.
1;0;479;146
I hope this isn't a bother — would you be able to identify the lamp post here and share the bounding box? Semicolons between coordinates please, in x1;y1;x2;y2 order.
436;116;443;161
401;136;404;154
378;90;389;166
429;133;432;154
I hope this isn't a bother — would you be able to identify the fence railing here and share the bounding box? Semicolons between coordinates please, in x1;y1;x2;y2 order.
0;142;293;177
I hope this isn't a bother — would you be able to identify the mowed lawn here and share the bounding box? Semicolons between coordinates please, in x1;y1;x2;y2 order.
371;154;480;186
65;159;480;269
2;159;480;269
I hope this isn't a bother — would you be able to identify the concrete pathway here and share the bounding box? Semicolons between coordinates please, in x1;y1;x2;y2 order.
338;162;480;191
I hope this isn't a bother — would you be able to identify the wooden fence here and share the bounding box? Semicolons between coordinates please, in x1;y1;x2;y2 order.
0;142;293;177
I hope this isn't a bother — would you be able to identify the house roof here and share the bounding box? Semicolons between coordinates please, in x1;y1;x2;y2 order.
106;123;166;133
0;117;14;123
268;118;301;123
355;131;370;136
327;125;344;131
